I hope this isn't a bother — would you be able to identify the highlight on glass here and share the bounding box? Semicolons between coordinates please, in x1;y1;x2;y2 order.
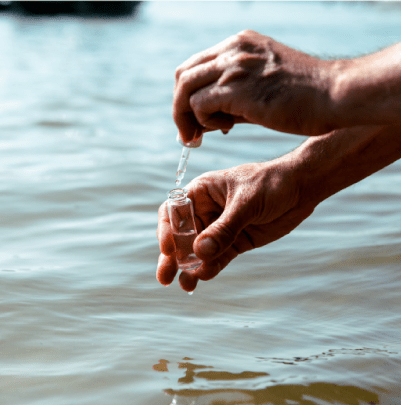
166;188;203;272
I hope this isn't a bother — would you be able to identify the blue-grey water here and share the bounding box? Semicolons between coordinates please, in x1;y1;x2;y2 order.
1;2;401;404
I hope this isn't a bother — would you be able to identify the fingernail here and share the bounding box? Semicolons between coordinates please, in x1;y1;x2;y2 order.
197;237;219;256
176;132;184;145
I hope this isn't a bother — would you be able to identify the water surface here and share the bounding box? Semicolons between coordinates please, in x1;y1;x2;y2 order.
1;2;401;404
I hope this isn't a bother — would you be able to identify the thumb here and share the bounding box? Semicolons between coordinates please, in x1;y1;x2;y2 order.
193;204;249;260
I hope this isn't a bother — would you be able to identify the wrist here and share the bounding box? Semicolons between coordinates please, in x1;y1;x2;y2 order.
311;59;343;134
324;58;353;130
291;125;401;209
329;43;401;128
329;58;365;128
290;127;373;208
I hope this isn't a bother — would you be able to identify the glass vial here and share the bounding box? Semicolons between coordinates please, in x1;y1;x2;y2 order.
167;188;203;272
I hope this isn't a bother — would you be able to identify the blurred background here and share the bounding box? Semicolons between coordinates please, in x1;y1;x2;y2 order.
0;1;140;16
0;2;400;405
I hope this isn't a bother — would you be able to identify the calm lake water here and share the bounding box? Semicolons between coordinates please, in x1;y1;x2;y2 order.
1;2;401;404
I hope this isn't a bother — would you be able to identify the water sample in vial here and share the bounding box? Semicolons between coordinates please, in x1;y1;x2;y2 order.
167;188;203;272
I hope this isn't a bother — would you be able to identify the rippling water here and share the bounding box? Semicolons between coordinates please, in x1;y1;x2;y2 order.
1;2;401;404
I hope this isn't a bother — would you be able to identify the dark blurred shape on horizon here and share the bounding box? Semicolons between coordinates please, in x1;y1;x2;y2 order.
0;1;141;17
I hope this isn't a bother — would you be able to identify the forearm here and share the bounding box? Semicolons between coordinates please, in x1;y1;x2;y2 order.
329;43;401;128
292;125;401;208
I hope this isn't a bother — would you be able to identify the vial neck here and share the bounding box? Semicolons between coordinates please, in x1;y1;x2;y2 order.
167;188;188;204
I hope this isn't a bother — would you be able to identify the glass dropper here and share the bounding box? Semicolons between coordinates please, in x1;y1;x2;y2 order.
175;133;203;186
175;146;190;186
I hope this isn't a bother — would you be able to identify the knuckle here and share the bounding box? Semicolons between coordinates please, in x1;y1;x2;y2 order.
178;69;192;88
188;172;211;192
237;29;256;37
236;29;260;45
225;32;241;47
175;66;183;82
215;220;237;241
189;94;206;118
188;93;198;110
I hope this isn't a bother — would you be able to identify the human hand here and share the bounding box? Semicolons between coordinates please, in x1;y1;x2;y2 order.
156;159;315;292
174;29;336;145
157;124;401;292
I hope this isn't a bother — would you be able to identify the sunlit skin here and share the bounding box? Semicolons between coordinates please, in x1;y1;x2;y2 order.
158;125;401;292
157;159;311;291
173;30;401;144
157;30;401;292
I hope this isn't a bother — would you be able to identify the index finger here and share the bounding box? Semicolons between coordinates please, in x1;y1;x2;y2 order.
175;49;217;83
173;60;223;144
174;33;239;82
157;201;175;256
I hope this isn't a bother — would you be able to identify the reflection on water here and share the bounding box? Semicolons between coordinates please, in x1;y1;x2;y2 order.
156;347;399;404
167;383;379;405
161;357;381;405
1;1;401;404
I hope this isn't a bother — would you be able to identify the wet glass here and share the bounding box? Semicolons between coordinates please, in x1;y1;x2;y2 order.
167;188;203;272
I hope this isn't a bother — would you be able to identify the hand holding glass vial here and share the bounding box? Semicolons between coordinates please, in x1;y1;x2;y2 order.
167;188;203;272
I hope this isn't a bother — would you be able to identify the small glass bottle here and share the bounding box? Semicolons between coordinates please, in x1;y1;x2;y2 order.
167;188;203;271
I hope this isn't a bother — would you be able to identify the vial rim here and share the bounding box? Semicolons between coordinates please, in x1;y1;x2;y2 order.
167;187;188;200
